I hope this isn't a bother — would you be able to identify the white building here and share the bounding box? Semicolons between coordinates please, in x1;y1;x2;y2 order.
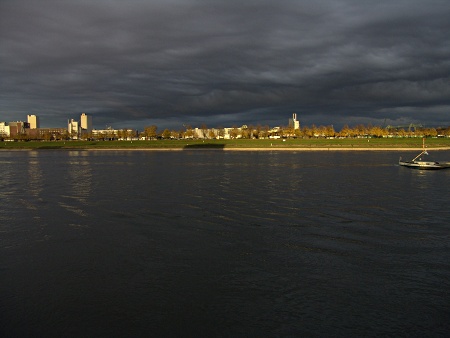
91;127;136;140
289;113;300;130
27;114;40;129
0;122;10;137
67;113;93;138
80;113;92;133
68;119;79;138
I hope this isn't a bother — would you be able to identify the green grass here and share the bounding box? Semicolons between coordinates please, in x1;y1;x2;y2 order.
1;137;449;150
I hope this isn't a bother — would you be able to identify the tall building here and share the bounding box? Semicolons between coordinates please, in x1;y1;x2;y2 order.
80;113;92;133
27;114;40;129
0;122;10;137
289;113;300;130
68;119;79;138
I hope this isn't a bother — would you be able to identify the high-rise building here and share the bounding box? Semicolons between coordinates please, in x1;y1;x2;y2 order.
289;113;300;130
68;119;79;138
27;114;40;129
80;113;92;133
0;122;10;137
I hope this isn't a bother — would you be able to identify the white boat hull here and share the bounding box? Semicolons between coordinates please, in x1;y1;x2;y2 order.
399;160;450;170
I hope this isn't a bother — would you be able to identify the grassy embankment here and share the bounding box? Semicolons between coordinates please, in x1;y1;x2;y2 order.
1;137;450;150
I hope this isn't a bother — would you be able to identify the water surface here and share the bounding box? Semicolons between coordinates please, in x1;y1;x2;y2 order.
1;150;449;337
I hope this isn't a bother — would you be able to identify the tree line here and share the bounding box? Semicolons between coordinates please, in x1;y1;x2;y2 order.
141;124;450;140
2;123;449;141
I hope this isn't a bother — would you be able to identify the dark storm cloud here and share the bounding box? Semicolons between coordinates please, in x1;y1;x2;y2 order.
1;0;449;129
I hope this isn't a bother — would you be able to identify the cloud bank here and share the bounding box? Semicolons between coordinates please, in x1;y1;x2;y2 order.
1;0;450;129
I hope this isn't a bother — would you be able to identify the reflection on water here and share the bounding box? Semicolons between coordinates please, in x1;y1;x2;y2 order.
0;154;20;226
401;164;450;190
66;151;92;203
56;151;93;219
0;156;17;202
26;151;44;201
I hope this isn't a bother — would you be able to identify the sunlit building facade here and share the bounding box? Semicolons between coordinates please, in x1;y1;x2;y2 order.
0;122;10;137
80;113;92;133
289;113;300;130
68;119;79;138
27;114;40;129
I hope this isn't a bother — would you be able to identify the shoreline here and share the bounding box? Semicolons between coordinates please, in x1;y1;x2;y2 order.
2;147;450;151
87;147;450;151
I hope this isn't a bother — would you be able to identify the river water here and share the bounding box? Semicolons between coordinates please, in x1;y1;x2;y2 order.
1;149;449;337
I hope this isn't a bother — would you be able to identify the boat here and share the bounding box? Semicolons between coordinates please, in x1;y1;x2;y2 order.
399;138;450;170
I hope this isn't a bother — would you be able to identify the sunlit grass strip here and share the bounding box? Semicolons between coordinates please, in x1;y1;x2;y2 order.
1;138;450;149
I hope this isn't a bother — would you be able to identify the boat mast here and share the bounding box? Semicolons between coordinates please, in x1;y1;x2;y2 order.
412;138;427;162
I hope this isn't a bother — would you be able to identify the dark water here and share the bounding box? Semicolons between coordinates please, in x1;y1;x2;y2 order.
1;149;449;337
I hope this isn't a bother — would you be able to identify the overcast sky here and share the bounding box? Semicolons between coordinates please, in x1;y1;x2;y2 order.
1;0;449;130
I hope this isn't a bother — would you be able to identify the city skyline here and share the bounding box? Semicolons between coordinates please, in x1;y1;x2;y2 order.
1;0;450;130
1;111;449;136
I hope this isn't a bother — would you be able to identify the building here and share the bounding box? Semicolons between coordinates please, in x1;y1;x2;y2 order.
80;113;92;133
37;128;67;140
0;122;10;137
8;121;29;138
289;113;300;130
68;119;79;138
92;127;119;140
68;113;93;138
27;114;40;129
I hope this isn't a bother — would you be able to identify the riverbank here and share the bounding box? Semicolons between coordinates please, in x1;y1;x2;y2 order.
1;138;450;150
79;147;450;151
